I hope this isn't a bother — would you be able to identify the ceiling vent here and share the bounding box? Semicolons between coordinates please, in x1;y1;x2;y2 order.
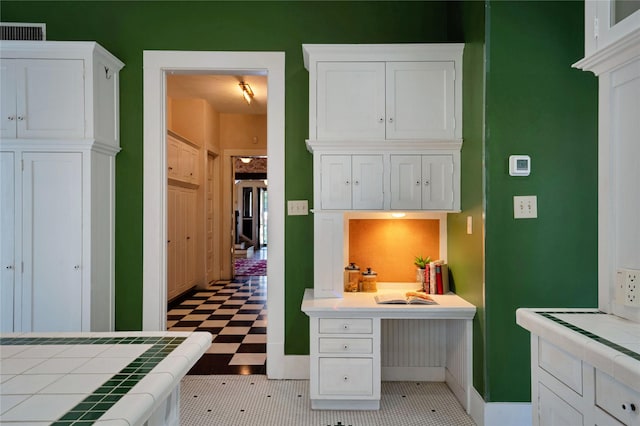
0;23;46;41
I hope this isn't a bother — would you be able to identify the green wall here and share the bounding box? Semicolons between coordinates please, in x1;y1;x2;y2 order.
1;0;599;403
447;0;487;397
482;0;598;401
0;0;458;353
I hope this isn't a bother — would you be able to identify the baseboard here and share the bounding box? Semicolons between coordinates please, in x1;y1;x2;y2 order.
382;366;444;381
470;387;532;426
267;346;308;380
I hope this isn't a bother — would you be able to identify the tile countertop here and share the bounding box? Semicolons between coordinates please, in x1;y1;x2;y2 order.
301;286;476;319
516;308;640;394
0;331;211;425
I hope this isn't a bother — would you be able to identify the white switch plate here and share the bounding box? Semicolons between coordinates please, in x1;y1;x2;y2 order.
466;216;473;234
287;200;308;216
513;195;537;219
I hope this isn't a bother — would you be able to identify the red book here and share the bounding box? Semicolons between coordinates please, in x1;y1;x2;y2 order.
435;264;444;294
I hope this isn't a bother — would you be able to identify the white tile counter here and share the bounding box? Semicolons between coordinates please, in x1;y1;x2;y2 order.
516;309;640;426
0;331;211;425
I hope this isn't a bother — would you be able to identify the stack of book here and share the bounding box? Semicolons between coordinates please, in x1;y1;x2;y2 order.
421;261;449;295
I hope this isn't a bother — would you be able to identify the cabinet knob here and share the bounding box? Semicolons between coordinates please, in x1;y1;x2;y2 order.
424;180;430;186
168;167;173;171
389;117;394;123
631;403;637;412
343;376;349;382
17;116;25;121
5;265;13;270
378;117;384;123
415;181;420;186
345;180;350;185
186;236;191;240
343;344;349;350
354;180;360;186
343;324;349;330
74;265;80;270
7;116;15;121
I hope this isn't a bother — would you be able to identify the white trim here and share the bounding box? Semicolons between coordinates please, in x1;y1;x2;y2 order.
142;50;286;378
469;387;532;426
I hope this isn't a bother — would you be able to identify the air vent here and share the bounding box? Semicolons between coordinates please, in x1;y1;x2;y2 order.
0;23;46;41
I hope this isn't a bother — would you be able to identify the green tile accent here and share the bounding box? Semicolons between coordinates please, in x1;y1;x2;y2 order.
2;336;187;424
537;311;640;362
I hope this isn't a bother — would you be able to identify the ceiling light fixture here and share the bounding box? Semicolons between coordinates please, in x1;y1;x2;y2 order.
391;212;406;218
240;157;252;164
239;82;254;104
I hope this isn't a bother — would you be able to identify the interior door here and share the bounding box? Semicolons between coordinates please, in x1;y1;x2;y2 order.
22;152;83;331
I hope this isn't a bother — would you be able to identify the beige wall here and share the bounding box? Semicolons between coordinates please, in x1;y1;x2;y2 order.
219;114;267;150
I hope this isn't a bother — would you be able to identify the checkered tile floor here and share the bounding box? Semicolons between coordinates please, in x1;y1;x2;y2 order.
167;276;267;374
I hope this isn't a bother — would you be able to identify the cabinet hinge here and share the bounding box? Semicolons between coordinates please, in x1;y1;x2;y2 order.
21;159;24;171
594;17;599;39
21;262;24;273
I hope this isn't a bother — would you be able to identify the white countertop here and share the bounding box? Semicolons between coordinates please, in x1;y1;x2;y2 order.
516;308;640;393
0;331;211;425
301;287;476;319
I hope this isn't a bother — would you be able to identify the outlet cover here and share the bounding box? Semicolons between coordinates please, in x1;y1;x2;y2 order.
513;195;537;219
619;268;640;306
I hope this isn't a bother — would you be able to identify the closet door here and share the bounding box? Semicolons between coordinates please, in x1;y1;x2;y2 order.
167;186;178;301
22;152;83;331
0;152;15;332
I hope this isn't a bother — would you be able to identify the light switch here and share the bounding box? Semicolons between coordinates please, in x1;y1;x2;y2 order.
287;200;309;216
513;195;537;219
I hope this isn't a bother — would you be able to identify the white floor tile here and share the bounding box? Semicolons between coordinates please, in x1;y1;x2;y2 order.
229;353;266;365
182;314;210;321
242;334;266;344
219;327;250;335
199;320;229;328
206;343;240;354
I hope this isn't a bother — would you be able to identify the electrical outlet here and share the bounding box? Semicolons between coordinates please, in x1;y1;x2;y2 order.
513;195;538;219
618;268;640;306
287;200;309;216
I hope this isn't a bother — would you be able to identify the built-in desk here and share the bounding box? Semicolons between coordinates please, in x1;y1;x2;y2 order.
301;287;476;411
0;331;211;425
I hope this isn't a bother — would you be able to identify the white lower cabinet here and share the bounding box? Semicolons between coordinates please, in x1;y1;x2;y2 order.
167;185;198;301
309;316;381;409
532;336;640;426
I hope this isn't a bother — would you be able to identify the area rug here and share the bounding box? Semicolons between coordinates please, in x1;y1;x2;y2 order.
234;258;267;276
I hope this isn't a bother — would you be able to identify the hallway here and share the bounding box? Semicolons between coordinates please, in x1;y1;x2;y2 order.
167;274;267;374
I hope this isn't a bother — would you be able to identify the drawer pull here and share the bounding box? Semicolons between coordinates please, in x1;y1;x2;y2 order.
343;324;349;330
343;376;349;382
631;403;637;412
622;402;637;412
343;344;349;350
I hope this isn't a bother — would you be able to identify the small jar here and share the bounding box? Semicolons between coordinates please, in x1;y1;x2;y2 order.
344;263;360;292
360;267;378;292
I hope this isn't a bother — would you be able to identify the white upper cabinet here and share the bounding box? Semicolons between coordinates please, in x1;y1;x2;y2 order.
583;0;640;60
0;41;124;145
320;154;384;210
390;155;454;210
305;44;463;142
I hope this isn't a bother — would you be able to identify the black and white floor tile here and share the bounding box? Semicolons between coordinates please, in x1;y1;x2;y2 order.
167;276;267;375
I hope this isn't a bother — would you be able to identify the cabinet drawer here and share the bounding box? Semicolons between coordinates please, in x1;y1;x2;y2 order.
319;338;373;354
538;338;583;394
319;318;372;334
595;369;640;425
318;358;373;396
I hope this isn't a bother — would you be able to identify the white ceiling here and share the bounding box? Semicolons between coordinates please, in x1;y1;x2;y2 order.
166;73;267;115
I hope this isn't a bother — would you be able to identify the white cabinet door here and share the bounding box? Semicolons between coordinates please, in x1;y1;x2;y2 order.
184;189;198;290
422;155;454;210
17;60;85;139
167;138;180;180
538;383;584;426
167;186;178;301
352;155;383;210
390;155;453;210
386;61;456;140
321;155;383;210
22;152;83;332
390;155;422;210
316;62;385;140
321;155;352;209
0;152;15;332
0;63;17;138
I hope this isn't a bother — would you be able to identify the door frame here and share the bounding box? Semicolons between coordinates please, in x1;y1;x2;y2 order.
142;50;286;378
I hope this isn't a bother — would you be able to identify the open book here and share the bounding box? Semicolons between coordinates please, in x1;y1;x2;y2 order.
374;292;437;305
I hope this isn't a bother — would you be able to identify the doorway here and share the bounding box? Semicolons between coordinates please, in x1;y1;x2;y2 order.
143;51;286;379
